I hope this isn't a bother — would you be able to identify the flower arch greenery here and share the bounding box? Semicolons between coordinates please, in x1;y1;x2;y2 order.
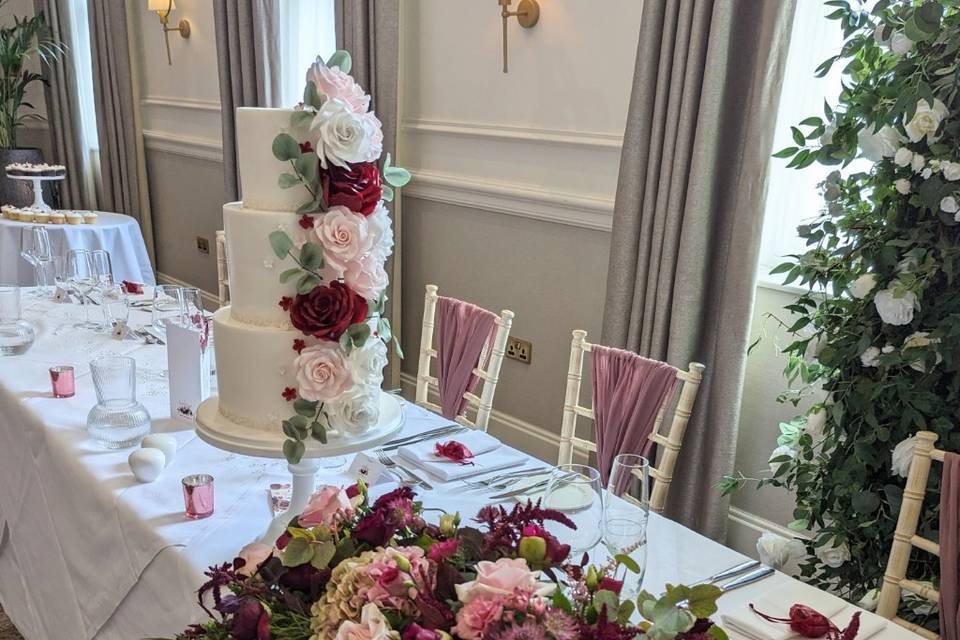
722;0;960;628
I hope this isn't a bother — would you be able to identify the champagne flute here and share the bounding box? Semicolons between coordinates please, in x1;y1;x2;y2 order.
67;249;97;329
20;226;53;296
603;454;650;596
542;464;604;557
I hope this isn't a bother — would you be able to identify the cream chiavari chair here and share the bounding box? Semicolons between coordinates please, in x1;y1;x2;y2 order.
216;230;229;307
877;430;944;640
415;284;514;432
557;329;705;514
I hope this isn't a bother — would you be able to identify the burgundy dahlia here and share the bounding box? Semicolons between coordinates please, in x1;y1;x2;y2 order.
289;281;368;341
322;161;382;215
230;597;270;640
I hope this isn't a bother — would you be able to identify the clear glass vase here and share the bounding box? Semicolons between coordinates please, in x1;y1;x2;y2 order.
87;356;151;448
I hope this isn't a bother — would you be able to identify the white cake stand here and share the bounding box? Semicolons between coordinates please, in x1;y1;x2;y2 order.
195;391;404;544
6;173;63;212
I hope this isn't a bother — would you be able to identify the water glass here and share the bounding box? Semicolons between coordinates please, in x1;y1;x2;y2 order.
182;474;215;519
152;285;183;332
20;226;53;295
604;454;651;596
100;284;130;329
87;356;151;448
0;287;35;356
90;250;114;288
67;249;98;329
542;464;604;556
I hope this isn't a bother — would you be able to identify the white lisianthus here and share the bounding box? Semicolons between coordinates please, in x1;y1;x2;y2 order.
309;98;377;169
894;178;912;195
860;346;882;368
891;435;918;478
858;588;880;612
820;122;837;146
858;125;901;161
922;167;933;180
769;445;797;474
349;338;388;388
849;273;878;299
905;99;949;144
911;154;926;172
903;331;942;373
756;532;805;570
328;384;381;435
815;541;851;568
890;31;913;55
874;288;917;326
805;407;827;438
941;161;960;182
941;196;959;214
897;255;919;272
893;147;914;167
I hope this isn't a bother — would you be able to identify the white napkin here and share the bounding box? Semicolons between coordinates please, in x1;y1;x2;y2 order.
397;430;526;481
721;582;845;640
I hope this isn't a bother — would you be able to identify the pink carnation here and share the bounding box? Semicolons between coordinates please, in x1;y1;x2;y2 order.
454;557;551;604
299;485;353;529
306;56;370;113
451;597;505;640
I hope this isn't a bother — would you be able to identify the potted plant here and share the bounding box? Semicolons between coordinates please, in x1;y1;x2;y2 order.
0;0;64;206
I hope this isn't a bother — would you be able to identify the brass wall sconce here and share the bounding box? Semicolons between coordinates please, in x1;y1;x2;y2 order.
498;0;540;73
148;0;191;66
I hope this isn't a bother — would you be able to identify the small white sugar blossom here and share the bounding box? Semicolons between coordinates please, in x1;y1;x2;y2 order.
941;196;959;214
849;273;878;299
942;161;960;182
815;541;851;568
890;30;913;55
905;99;949;144
894;178;912;195
756;532;806;570
874;287;916;326
858;125;902;162
769;444;797;474
911;154;926;172
894;147;913;167
891;435;918;478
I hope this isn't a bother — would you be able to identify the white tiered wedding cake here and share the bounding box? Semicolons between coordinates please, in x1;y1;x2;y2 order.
196;51;410;462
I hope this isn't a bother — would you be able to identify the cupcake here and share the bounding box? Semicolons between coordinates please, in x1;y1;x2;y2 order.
66;211;83;225
18;209;34;223
33;211;50;224
1;205;14;219
49;211;66;224
82;211;98;224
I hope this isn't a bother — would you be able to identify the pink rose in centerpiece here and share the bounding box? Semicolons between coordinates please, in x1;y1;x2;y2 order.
454;557;552;604
306;56;370;113
294;342;354;402
299;485;354;529
451;597;505;640
314;206;373;271
343;256;389;300
335;603;393;640
236;542;272;577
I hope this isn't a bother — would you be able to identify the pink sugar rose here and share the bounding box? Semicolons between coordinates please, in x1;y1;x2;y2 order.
314;206;373;272
299;485;353;529
236;543;272;577
306;56;370;113
294;342;354;402
343;256;389;300
335;603;393;640
454;557;552;604
451;597;504;640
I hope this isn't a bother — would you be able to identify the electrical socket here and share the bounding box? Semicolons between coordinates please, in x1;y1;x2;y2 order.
506;336;532;364
196;236;210;255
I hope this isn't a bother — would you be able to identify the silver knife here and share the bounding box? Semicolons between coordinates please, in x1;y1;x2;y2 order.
719;567;774;592
488;471;579;501
379;427;466;452
380;425;462;449
700;560;761;584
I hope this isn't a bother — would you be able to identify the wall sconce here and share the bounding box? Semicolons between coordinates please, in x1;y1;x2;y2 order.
498;0;539;73
147;0;191;66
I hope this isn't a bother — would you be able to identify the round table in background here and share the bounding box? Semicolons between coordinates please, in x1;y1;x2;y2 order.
0;211;155;286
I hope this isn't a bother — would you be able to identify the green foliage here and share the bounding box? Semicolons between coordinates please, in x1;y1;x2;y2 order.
735;0;960;614
0;1;64;148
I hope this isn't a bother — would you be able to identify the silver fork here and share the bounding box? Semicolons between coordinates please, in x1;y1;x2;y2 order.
374;450;434;490
461;467;549;490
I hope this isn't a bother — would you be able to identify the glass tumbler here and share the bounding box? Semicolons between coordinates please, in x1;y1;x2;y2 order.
542;464;604;557
152;285;183;333
603;454;650;596
0;286;35;356
87;356;151;448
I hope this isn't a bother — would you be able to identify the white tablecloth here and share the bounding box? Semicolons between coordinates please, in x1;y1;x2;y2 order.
0;213;155;287
0;292;920;640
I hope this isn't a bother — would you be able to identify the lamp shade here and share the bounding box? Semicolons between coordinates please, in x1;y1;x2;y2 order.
147;0;174;12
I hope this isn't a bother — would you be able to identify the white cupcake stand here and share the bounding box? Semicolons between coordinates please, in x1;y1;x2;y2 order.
6;173;63;212
195;391;404;543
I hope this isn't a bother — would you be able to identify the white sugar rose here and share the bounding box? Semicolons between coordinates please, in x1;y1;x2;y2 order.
893;147;913;167
363;112;384;164
294;343;354;402
894;178;911;195
769;444;796;474
858;125;901;162
850;273;878;299
860;346;882;368
911;154;926;172
891;435;918;478
905;98;948;144
328;384;380;434
305;56;370;113
367;202;394;261
941;161;960;181
890;30;913;55
344;257;389;300
756;532;805;570
309;98;377;169
904;331;942;373
350;338;388;387
815;541;851;568
314;206;373;271
874;287;916;326
858;588;880;612
941;196;959;214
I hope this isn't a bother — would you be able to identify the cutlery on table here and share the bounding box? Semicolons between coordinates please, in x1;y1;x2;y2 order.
374;450;434;490
718;566;775;592
695;559;761;585
488;471;579;501
461;467;550;490
378;426;466;452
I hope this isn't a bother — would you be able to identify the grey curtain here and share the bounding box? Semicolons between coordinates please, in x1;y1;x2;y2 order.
602;0;796;539
88;1;155;264
212;0;280;201
334;0;402;388
34;0;91;210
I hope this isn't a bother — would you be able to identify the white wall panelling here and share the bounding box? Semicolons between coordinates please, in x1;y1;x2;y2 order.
142;130;223;164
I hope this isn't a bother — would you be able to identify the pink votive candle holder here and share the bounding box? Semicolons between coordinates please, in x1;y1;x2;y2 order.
49;366;75;398
182;474;214;519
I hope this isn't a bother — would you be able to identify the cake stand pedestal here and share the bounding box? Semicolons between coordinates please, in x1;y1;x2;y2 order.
5;174;63;212
195;391;404;544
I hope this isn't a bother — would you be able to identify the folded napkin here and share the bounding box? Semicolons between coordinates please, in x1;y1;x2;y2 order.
397;430;526;481
721;582;845;640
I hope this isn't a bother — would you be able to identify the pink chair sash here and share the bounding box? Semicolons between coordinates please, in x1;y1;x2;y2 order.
591;345;681;490
941;452;960;640
434;296;498;420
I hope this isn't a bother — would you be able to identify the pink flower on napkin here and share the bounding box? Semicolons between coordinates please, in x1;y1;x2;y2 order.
434;440;475;465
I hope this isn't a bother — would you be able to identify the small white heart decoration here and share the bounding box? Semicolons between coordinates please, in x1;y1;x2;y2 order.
129;448;165;483
141;434;177;467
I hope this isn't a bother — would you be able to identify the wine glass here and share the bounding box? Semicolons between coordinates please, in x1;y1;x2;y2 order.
67;250;98;329
152;285;183;333
542;464;604;557
20;226;53;296
90;250;114;289
603;454;650;596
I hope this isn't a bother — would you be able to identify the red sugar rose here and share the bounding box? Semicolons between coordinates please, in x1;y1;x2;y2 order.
288;281;368;341
322;161;382;216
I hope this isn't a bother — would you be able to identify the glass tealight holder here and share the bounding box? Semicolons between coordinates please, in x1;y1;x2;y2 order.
182;474;215;519
86;356;151;448
49;365;75;398
0;286;35;356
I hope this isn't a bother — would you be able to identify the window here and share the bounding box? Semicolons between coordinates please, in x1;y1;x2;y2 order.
277;0;337;108
757;2;869;284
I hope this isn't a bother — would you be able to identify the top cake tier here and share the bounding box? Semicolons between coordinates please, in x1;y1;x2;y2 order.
237;107;311;212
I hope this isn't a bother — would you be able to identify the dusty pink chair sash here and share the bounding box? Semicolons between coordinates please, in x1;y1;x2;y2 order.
591;344;680;489
941;452;960;640
434;296;498;420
